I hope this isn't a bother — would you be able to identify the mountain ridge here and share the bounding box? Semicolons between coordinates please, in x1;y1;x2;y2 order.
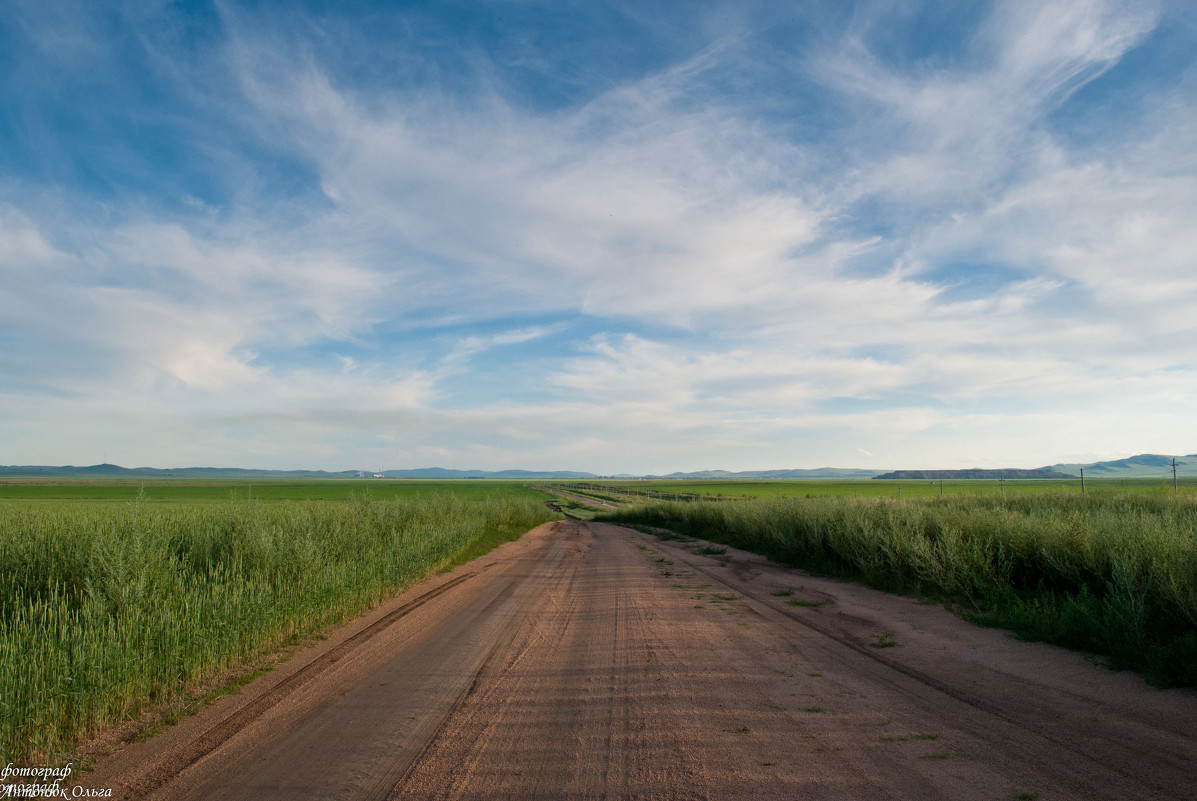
1039;453;1197;478
874;469;1073;480
0;464;599;480
1;453;1193;480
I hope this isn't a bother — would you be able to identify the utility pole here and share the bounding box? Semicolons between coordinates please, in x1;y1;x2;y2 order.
1000;477;1005;495
1173;458;1178;496
1080;467;1085;495
939;479;943;498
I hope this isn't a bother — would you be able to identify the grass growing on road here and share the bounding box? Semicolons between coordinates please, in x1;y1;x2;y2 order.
0;493;557;763
599;494;1197;686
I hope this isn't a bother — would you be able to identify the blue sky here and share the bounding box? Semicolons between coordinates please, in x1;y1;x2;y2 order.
2;0;1195;473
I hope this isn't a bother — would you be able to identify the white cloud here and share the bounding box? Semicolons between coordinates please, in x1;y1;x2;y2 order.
223;27;828;326
1;2;1194;471
0;206;63;265
816;0;1159;206
446;326;561;365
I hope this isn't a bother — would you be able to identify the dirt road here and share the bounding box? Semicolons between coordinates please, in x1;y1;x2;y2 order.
81;520;1197;800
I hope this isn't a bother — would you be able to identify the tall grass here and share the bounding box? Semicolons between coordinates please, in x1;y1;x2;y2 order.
600;494;1197;686
0;493;556;763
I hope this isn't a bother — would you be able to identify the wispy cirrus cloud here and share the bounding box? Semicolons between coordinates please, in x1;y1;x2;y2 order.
0;1;1193;472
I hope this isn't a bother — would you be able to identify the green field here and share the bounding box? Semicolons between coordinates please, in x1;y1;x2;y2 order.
553;477;1194;502
598;492;1197;687
0;479;547;503
0;486;559;763
7;475;1196;762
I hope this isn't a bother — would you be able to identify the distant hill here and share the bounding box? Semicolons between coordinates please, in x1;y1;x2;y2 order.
0;464;599;480
872;454;1197;480
1041;454;1197;478
0;464;600;480
648;468;885;480
4;455;1192;481
0;464;364;479
380;468;597;479
874;469;1072;480
0;464;880;480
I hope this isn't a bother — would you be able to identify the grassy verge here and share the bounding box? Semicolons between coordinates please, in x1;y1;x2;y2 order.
0;493;558;763
439;510;553;571
597;494;1197;686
